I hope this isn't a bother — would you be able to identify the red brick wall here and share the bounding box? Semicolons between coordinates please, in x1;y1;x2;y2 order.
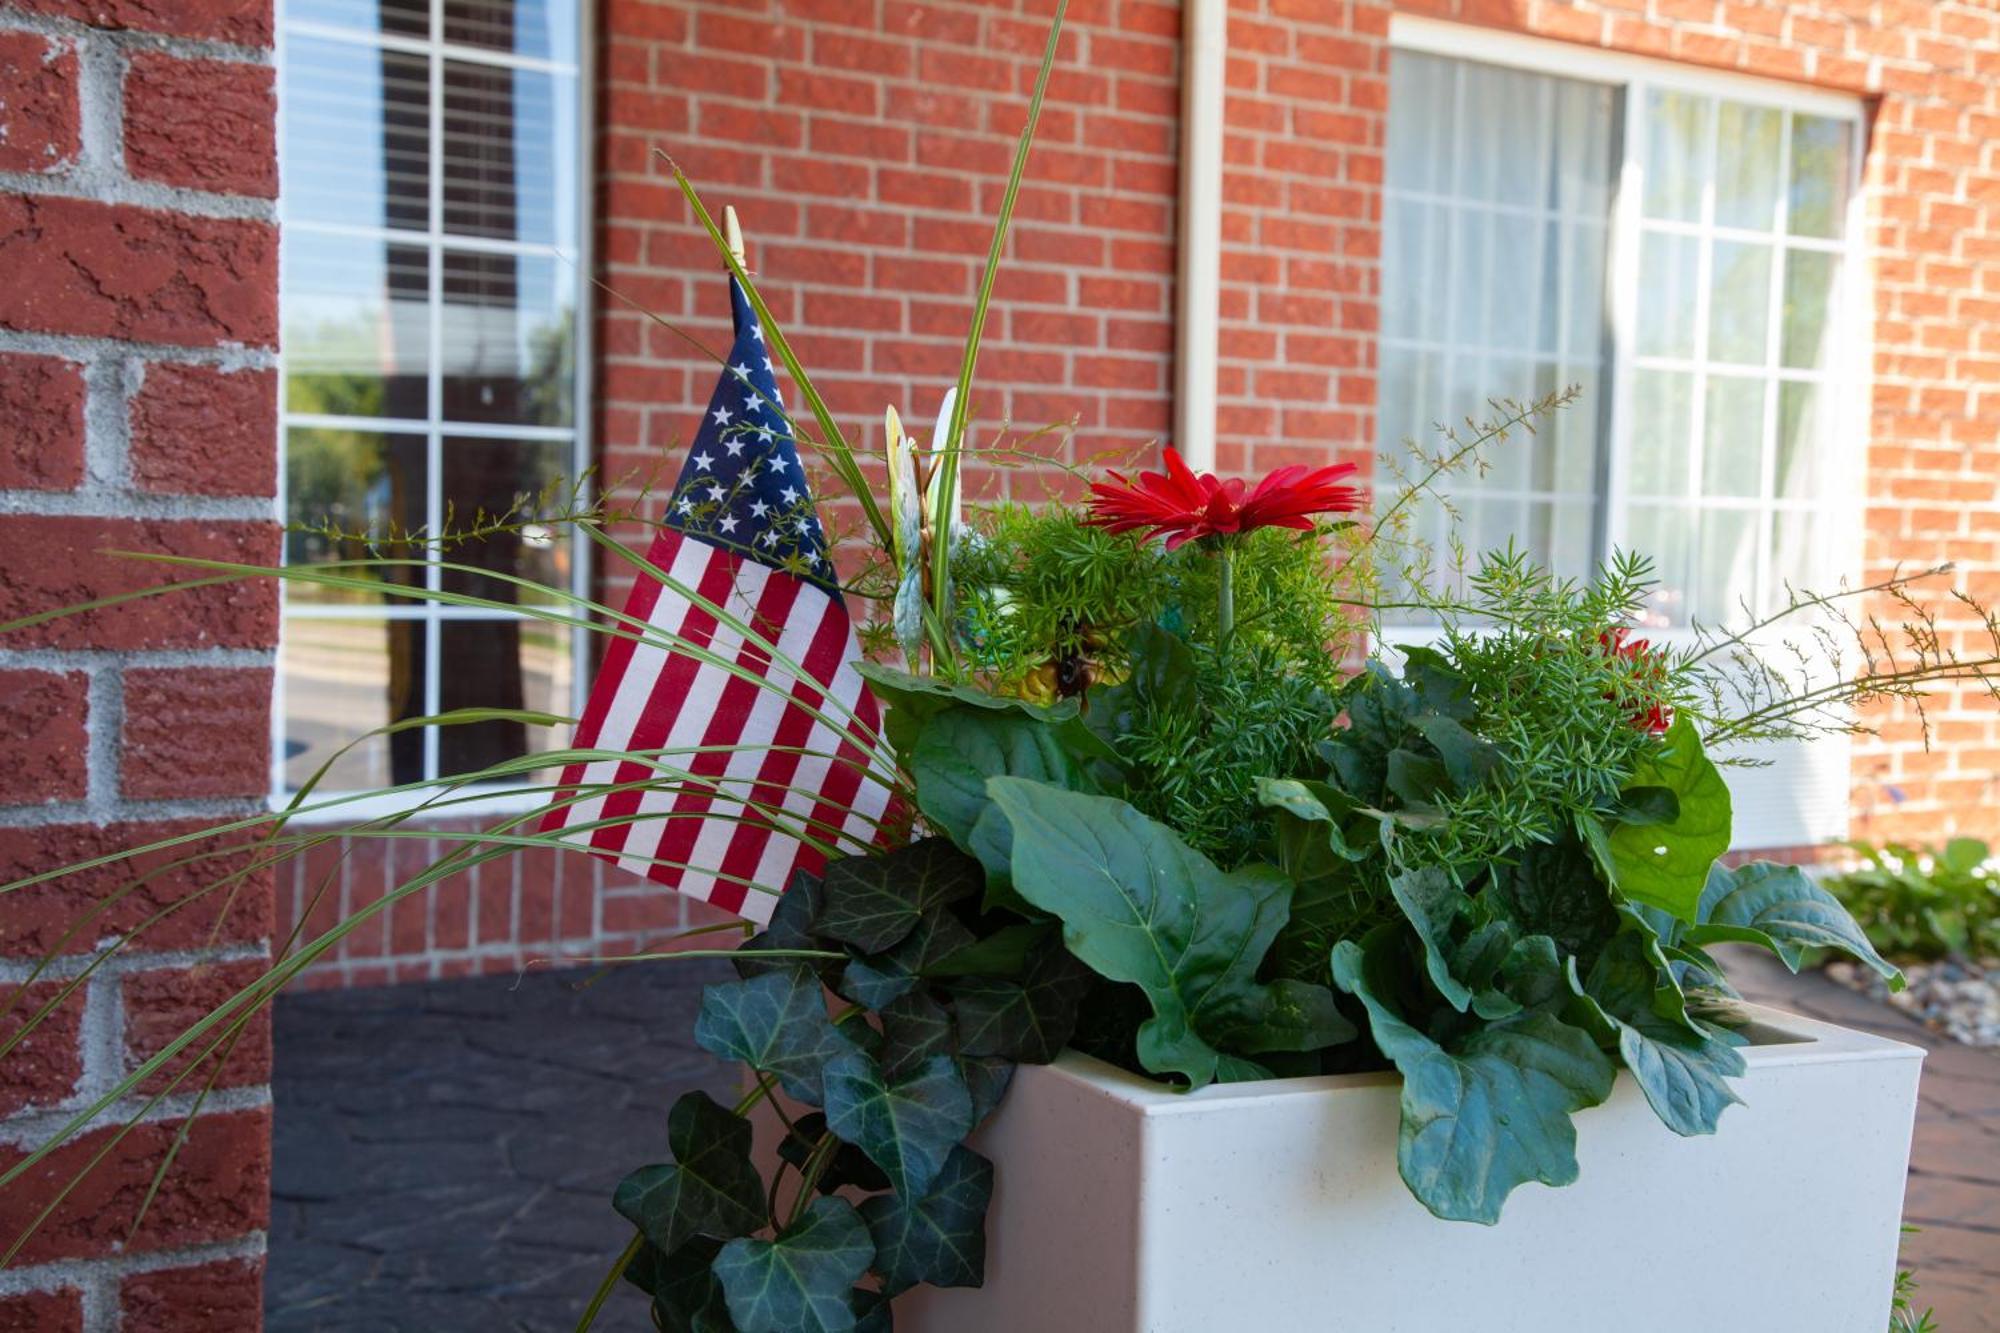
0;0;278;1322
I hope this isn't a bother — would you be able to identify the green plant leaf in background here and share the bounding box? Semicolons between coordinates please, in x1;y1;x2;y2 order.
948;935;1093;1063
822;1050;975;1200
1334;931;1615;1224
695;969;858;1107
813;839;981;954
1690;861;1903;986
714;1196;875;1333
859;1144;996;1297
1567;931;1745;1137
985;778;1344;1089
613;1091;767;1257
1487;835;1621;964
634;1236;734;1333
1602;716;1731;921
1389;865;1479;1012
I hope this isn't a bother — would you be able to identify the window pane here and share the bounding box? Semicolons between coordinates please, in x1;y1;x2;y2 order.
1781;248;1839;370
1714;102;1782;232
1628;369;1694;498
287;0;428;38
446;0;577;63
1769;509;1832;610
440;251;577;426
282;38;429;232
1701;376;1766;498
281;618;425;791
1561;220;1608;359
439;437;575;600
1789;114;1853;239
1707;240;1773;365
1461;60;1551;209
442;59;577;247
434;620;573;779
1636;230;1700;358
1774;381;1824;502
283;233;429;418
1385;51;1457;198
1693;507;1758;623
285;428;428;605
1626;504;1693;625
1643;90;1709;222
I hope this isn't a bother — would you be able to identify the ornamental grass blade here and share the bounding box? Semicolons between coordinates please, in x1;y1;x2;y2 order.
612;1091;767;1256
859;1144;995;1297
714;1196;875;1333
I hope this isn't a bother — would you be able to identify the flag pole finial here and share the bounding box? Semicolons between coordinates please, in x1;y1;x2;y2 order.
723;205;747;270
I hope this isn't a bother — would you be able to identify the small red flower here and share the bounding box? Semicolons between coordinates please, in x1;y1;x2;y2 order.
1599;626;1673;736
1086;449;1361;551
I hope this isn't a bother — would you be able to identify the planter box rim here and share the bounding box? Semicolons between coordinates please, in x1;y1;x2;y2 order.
1044;1000;1925;1115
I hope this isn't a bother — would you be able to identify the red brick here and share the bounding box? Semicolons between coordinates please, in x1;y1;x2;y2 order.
0;669;88;805
0;352;85;491
122;54;275;197
120;1257;262;1333
0;196;276;349
0;981;84;1117
0;516;278;651
0;1288;82;1333
123;960;273;1094
127;364;277;496
0;1109;269;1265
10;0;270;43
120;667;271;800
0;31;80;173
0;820;273;959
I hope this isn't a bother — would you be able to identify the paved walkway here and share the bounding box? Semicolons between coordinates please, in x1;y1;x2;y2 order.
269;950;1997;1330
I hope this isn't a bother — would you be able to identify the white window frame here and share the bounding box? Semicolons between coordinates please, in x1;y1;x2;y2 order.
1384;17;1872;848
271;0;596;821
1386;15;1873;636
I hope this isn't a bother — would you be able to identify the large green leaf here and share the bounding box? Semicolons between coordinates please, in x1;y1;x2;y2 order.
1688;861;1902;985
957;1054;1015;1125
910;707;1093;855
877;991;955;1078
949;936;1093;1063
814;839;981;954
636;1236;734;1333
1568;932;1745;1137
1602;716;1731;921
1334;932;1615;1224
696;969;857;1107
855;660;1078;756
737;868;841;986
859;1144;995;1297
823;1051;974;1200
1388;865;1477;1012
613;1092;767;1259
985;778;1319;1089
714;1196;875;1333
1488;835;1621;964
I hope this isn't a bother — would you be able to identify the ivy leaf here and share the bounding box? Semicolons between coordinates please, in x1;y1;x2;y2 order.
949;936;1093;1063
911;707;1092;852
643;1237;735;1333
985;778;1309;1089
696;968;857;1107
823;1051;975;1200
1602;716;1731;922
1568;933;1745;1137
957;1055;1015;1125
1687;861;1902;986
815;839;980;955
737;868;839;985
878;991;955;1078
837;904;980;1010
613;1091;767;1257
778;1113;891;1196
860;1144;996;1297
1334;931;1616;1225
714;1196;875;1333
852;1288;893;1333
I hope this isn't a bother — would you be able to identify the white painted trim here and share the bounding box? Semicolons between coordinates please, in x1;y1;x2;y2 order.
1173;0;1224;472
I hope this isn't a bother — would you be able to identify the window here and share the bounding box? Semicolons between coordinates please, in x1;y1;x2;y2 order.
275;0;588;799
1380;24;1864;632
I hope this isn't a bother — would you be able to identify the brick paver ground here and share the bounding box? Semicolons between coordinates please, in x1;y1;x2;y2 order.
268;949;1997;1329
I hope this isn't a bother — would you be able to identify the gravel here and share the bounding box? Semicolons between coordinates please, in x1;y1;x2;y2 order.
1825;956;2000;1047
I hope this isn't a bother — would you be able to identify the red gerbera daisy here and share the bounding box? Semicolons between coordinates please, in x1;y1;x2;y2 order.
1086;449;1361;551
1599;626;1673;736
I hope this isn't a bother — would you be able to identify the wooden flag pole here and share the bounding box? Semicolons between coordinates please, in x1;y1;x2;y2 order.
723;204;747;270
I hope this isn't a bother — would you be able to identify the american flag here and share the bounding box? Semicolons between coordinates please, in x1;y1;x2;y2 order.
543;275;889;923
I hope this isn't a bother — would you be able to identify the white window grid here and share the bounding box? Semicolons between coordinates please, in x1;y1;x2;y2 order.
272;0;595;810
1387;15;1870;637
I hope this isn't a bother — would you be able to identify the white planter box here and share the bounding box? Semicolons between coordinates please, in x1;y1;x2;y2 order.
897;1003;1922;1333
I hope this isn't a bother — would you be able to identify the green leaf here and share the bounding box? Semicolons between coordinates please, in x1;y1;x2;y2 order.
838;901;981;1010
1334;931;1615;1224
1410;714;1504;792
957;1054;1015;1125
911;706;1093;857
1612;786;1681;827
696;969;857;1107
878;991;955;1078
1568;931;1746;1137
777;1113;891;1196
1254;777;1373;863
1602;716;1732;921
643;1237;735;1333
949;936;1092;1063
1689;861;1902;986
738;868;840;986
855;660;1077;756
613;1092;767;1258
860;1145;996;1297
1488;836;1621;963
1385;748;1451;807
823;1051;975;1200
852;1288;893;1333
714;1196;875;1333
985;778;1311;1089
1388;865;1477;1011
814;840;981;955
924;921;1051;979
1210;977;1356;1055
1398;644;1474;720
